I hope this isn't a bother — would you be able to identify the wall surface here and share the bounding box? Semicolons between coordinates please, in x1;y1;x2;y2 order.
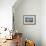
13;0;41;46
0;0;16;30
41;0;46;46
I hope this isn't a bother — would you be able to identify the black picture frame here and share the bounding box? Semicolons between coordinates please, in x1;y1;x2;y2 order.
23;15;36;25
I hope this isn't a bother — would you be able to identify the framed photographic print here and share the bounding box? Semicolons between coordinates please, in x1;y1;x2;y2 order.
23;15;36;25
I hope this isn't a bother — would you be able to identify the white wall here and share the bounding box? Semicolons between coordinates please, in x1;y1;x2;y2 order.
13;0;46;46
0;0;16;30
13;0;41;46
41;0;46;46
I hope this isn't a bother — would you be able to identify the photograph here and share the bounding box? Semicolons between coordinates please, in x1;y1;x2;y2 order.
23;15;36;25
